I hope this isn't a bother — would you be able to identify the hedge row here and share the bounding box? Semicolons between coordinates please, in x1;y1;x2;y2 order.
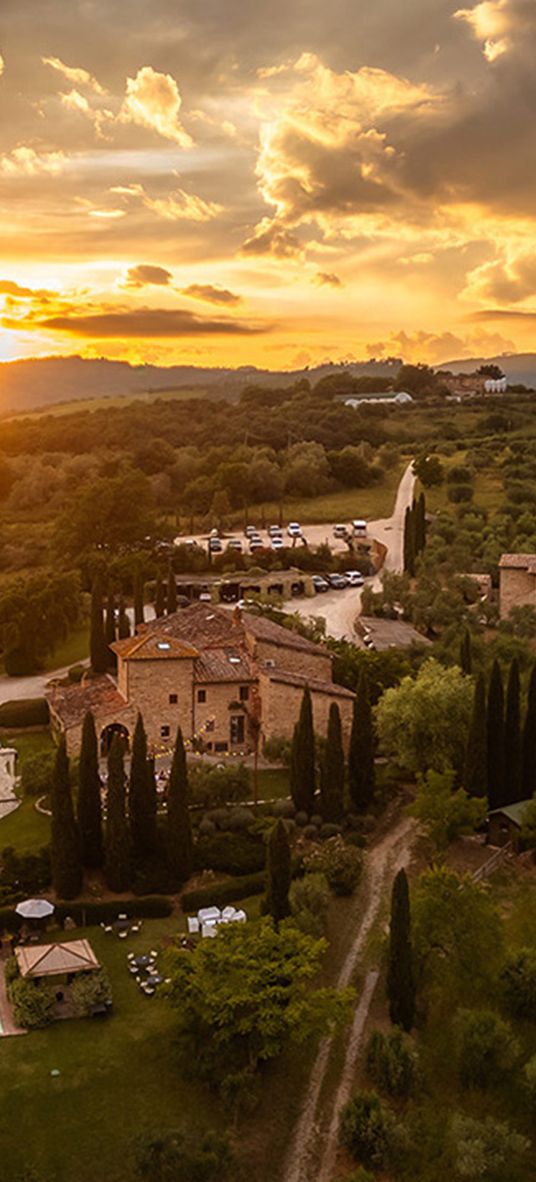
0;698;49;729
0;896;173;933
181;873;265;913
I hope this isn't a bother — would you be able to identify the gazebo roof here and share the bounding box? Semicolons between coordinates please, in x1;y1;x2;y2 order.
15;939;100;979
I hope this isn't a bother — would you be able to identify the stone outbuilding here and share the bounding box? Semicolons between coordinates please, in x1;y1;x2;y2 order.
487;800;533;848
47;604;355;758
499;554;536;618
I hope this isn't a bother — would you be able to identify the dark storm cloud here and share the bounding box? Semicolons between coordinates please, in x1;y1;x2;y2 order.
5;307;270;337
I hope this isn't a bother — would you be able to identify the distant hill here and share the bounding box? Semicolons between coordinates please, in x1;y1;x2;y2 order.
440;353;536;388
0;355;402;416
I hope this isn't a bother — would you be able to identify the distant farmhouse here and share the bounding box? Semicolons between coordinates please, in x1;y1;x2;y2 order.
436;372;508;399
47;604;354;757
343;390;413;407
499;554;536;618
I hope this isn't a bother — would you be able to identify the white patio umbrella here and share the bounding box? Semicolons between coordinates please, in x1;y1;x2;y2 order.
15;899;55;920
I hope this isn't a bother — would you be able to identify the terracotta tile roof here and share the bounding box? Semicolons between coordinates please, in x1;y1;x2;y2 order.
16;939;100;979
144;603;328;659
111;633;199;660
499;553;536;572
260;667;355;698
195;647;255;684
46;675;128;729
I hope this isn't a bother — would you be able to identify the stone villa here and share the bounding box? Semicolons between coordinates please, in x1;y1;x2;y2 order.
47;604;355;757
499;553;536;618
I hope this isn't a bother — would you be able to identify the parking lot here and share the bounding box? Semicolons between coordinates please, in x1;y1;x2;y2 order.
174;520;361;558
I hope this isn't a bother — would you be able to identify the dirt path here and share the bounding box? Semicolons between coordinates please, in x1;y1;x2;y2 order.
282;816;416;1182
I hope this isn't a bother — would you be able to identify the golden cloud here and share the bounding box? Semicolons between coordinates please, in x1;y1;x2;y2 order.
120;66;192;147
3;306;268;338
0;146;65;176
180;284;242;306
42;55;105;94
125;265;173;287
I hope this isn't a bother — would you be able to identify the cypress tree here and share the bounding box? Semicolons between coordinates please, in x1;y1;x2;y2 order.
289;686;316;815
118;595;130;639
167;566;177;615
77;711;103;868
504;658;522;805
416;492;426;553
155;574;166;618
128;713;158;861
522;663;536;800
460;629;472;676
463;673;487;797
90;575;109;674
166;727;193;884
320;702;345;823
387;868;415;1032
487;659;505;811
105;585;116;648
51;736;82;900
348;668;375;813
133;570;145;627
265;818;291;924
105;734;131;892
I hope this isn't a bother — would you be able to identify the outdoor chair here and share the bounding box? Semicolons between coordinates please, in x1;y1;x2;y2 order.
118;930;127;939
104;925;113;933
130;923;140;933
127;952;135;960
149;949;158;957
143;985;155;996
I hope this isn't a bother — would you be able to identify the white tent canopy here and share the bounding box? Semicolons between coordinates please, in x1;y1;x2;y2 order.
15;899;55;920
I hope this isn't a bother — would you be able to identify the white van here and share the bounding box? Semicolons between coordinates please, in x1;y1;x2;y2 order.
352;519;367;538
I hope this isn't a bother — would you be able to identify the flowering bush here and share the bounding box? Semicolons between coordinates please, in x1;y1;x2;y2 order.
303;836;363;896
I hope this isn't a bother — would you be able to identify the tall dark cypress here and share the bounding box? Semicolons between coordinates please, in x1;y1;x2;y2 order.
265;818;291;924
463;673;487;797
51;736;82;900
504;658;522;805
167;566;177;615
320;702;345;823
460;629;472;676
105;585;116;647
128;713;157;861
90;575;109;674
289;686;316;815
416;492;426;553
403;507;415;575
522;664;536;801
348;668;375;813
133;570;145;628
77;711;103;867
154;574;166;618
487;659;505;811
166;728;193;885
118;595;131;639
387;868;415;1032
105;734;131;892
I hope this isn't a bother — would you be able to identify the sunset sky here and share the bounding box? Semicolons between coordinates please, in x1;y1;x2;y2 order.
1;0;536;370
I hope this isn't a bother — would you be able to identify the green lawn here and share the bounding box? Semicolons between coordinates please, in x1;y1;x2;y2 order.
252;463;405;526
43;624;90;672
0;919;225;1182
0;731;54;853
256;767;290;801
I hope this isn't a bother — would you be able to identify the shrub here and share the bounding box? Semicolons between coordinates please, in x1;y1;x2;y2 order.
67;665;85;683
0;698;49;728
4;955;19;984
339;1091;393;1168
310;814;323;828
226;807;253;832
289;873;330;937
447;485;473;503
456;1009;519;1088
366;1029;416;1097
198;818;216;837
303;824;319;840
272;799;295;819
133;1128;232;1182
320;823;342;839
0;845;51;901
70;968;112;1017
501;947;536;1019
447;465;473;484
450;1113;529;1179
9;977;55;1029
263;736;291;766
295;811;309;827
194;832;265;876
181;872;265;912
20;753;55;798
189;763;251;808
303;837;363;896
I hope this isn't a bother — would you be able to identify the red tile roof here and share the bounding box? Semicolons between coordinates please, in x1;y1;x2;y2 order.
260;668;355;698
499;553;536;572
47;674;129;729
111;633;199;660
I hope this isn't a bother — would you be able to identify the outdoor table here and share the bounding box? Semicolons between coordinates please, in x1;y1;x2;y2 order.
148;974;163;986
114;919;130;932
133;955;151;968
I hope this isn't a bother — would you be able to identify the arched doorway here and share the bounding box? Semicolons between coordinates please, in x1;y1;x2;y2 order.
100;723;129;758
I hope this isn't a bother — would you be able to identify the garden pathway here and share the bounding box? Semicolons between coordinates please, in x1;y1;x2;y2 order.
282;814;417;1182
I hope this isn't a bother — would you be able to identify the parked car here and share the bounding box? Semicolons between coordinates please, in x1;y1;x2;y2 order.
227;539;243;552
269;524;283;537
333;523;348;538
249;539;264;552
199;591;212;602
312;575;330;593
287;521;302;537
208;538;223;553
345;570;365;586
271;537;284;550
244;525;258;538
328;573;348;589
352;519;367;538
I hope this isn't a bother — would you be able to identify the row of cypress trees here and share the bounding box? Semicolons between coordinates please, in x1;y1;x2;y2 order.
403;493;426;577
289;671;376;821
154;567;178;617
50;712;193;899
464;657;536;809
90;575;131;675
